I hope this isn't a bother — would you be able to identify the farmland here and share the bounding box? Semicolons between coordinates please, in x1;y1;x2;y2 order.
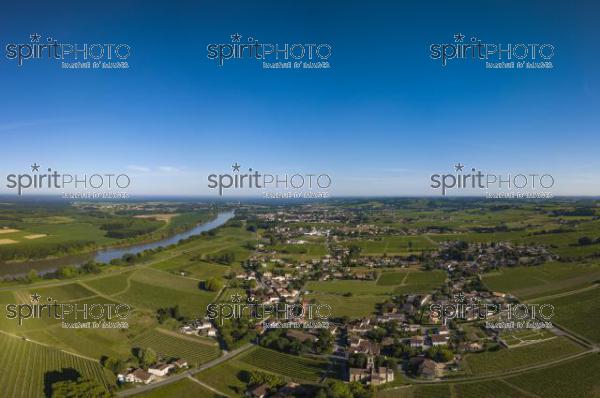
463;337;584;375
540;287;600;343
377;354;600;398
0;332;112;398
237;346;329;382
482;261;600;299
195;360;250;397
132;330;220;366
135;378;224;398
504;353;600;398
344;236;436;256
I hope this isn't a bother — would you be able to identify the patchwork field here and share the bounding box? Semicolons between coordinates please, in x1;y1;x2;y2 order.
344;235;437;256
308;270;446;296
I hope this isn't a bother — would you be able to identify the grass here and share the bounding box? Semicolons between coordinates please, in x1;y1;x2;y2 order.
237;346;329;382
451;379;533;398
305;292;380;318
376;271;409;285
306;280;394;295
132;329;220;366
504;353;600;398
0;332;112;398
135;377;224;398
84;271;134;296
464;336;584;375
482;261;600;299
541;287;600;343
195;361;249;397
114;279;216;319
308;270;445;296
344;236;436;256
25;282;97;302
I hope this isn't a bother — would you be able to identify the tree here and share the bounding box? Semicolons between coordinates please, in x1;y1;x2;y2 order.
203;277;224;292
51;378;114;398
578;236;593;246
138;348;157;368
25;269;39;284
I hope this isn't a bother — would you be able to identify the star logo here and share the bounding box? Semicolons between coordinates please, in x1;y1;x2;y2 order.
230;33;242;43
454;163;464;172
232;163;241;172
30;33;41;43
454;33;465;43
30;293;41;302
230;293;242;303
453;293;466;303
31;163;40;172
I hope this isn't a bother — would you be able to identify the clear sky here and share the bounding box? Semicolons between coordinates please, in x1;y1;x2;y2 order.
0;0;599;196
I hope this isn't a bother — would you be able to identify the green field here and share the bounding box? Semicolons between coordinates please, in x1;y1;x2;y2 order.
195;360;249;397
482;261;600;299
84;271;134;296
26;282;97;302
504;353;600;398
114;278;216;319
135;377;224;398
132;330;220;366
308;270;445;295
541;287;600;343
344;235;436;256
305;292;381;318
452;379;533;398
377;354;600;398
237;346;329;382
464;337;585;375
0;332;112;398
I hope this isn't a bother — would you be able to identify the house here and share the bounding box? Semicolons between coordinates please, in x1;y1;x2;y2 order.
272;382;301;397
431;335;448;346
348;356;394;385
370;367;395;386
348;367;368;382
207;327;218;337
410;336;424;348
148;363;174;377
418;359;438;379
173;358;188;368
351;340;380;356
126;369;155;384
286;329;317;343
248;383;269;398
436;326;449;336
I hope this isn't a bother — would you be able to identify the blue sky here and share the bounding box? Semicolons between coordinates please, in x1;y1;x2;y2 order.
0;0;599;196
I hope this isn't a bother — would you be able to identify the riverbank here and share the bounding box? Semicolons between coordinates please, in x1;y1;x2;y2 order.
0;211;235;278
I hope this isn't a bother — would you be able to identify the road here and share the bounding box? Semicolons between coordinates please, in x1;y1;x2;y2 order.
117;343;253;397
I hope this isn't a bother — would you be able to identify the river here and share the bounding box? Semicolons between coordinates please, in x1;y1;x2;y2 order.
0;211;235;277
